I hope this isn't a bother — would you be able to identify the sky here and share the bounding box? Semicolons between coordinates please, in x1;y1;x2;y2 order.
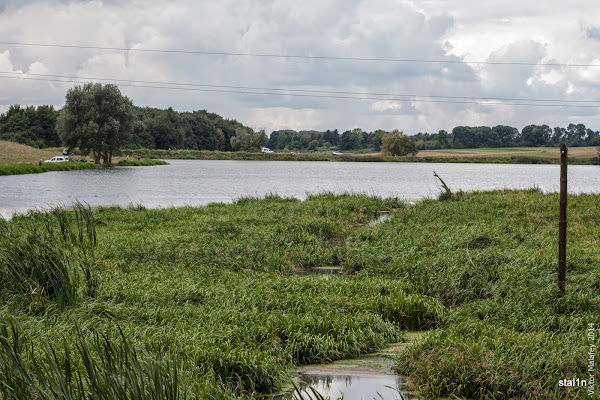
1;0;600;135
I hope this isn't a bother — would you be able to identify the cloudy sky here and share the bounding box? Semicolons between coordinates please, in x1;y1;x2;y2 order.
1;0;600;135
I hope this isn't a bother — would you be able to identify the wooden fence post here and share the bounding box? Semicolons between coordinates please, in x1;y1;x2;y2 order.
558;144;568;295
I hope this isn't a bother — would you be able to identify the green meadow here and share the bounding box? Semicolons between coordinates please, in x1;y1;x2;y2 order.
124;147;600;165
0;190;598;399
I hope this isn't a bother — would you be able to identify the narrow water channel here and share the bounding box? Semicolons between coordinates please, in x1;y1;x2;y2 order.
300;220;417;399
297;373;409;400
295;338;422;399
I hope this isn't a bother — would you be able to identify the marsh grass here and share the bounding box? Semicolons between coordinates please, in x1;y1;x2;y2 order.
0;203;97;311
396;322;588;399
0;319;182;400
342;189;599;399
0;162;99;176
0;193;419;398
0;159;166;176
0;190;598;398
115;159;168;167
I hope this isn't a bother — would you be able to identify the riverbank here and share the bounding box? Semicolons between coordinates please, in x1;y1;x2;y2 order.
0;159;168;176
3;139;597;166
124;147;600;165
0;190;597;399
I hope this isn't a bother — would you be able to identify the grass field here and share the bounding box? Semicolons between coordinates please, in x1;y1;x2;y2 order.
0;190;597;399
0;140;60;165
3;139;598;166
126;146;600;165
418;146;598;159
0;140;140;167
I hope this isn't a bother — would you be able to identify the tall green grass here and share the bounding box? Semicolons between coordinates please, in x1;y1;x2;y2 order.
397;321;589;399
0;162;99;176
0;159;167;176
115;159;168;166
0;193;428;398
0;203;97;311
1;190;597;398
340;189;599;399
0;319;182;400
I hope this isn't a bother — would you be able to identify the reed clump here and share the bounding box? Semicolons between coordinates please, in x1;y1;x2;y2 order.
0;203;97;312
115;159;168;167
0;162;99;176
0;320;183;400
0;159;167;176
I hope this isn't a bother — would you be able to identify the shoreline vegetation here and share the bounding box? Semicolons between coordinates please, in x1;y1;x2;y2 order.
0;159;168;176
124;147;600;165
2;148;598;176
0;190;597;399
1;140;598;176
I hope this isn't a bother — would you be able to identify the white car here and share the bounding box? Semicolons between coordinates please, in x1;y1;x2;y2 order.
44;156;70;163
261;147;274;153
332;151;342;156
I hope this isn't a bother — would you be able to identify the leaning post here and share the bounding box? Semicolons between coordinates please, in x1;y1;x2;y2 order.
558;144;568;295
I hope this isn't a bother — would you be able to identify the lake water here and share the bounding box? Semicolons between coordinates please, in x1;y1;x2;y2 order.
1;160;599;218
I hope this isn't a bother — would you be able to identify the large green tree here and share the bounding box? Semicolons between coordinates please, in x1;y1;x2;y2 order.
340;128;363;150
230;127;267;151
57;83;134;163
381;129;418;156
521;124;551;147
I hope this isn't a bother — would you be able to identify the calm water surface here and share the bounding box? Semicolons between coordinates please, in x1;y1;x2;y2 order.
1;160;599;218
298;373;409;400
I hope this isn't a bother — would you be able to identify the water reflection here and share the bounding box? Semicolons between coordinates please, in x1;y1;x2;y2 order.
298;373;411;400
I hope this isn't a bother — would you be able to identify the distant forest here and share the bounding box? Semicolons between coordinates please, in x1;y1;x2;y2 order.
0;104;247;151
1;104;600;151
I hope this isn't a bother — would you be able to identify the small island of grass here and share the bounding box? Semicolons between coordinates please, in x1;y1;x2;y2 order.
0;158;168;176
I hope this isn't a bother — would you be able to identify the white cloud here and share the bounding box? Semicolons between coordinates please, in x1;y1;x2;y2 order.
0;0;600;134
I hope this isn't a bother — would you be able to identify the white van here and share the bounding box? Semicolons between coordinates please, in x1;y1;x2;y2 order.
261;147;274;153
44;156;70;163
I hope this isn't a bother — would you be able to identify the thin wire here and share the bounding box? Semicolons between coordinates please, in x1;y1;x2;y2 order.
1;71;598;105
1;74;598;108
1;41;598;67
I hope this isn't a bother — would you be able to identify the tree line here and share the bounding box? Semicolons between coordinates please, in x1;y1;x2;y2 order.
131;106;251;152
414;124;600;150
267;124;600;152
0;91;250;153
0;104;61;148
266;128;389;152
1;84;599;157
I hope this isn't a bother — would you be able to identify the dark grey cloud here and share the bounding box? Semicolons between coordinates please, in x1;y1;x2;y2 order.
586;26;600;41
1;0;600;134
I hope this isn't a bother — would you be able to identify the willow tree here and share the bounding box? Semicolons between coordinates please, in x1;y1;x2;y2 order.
381;129;418;156
229;127;267;151
57;83;134;164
